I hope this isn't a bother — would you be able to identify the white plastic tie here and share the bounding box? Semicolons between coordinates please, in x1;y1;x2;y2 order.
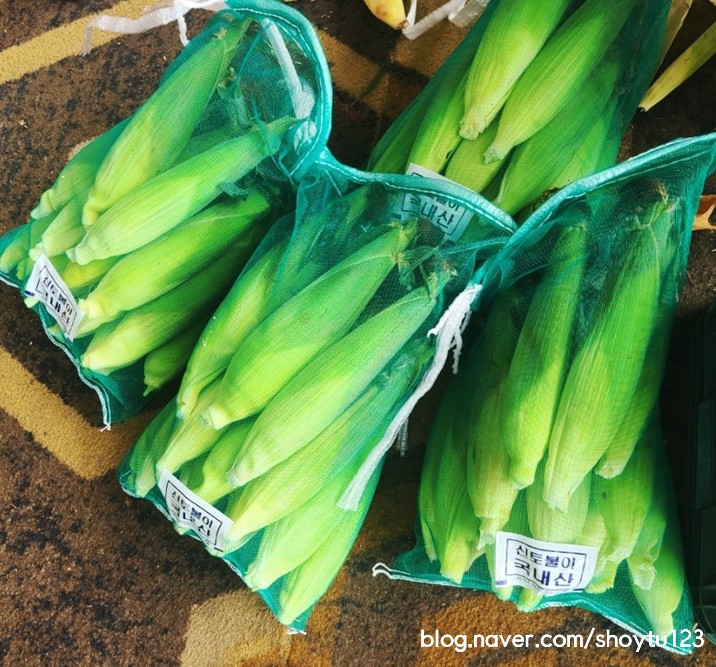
338;282;483;511
82;0;227;54
402;0;490;40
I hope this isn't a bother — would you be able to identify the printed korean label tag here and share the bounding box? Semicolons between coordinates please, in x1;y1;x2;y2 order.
160;470;233;554
402;164;472;242
494;531;598;595
24;254;84;340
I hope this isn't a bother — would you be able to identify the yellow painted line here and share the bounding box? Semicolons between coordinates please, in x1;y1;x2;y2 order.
0;347;153;478
0;0;155;86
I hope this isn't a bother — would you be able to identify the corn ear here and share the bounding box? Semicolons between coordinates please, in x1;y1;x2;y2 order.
275;464;382;627
626;479;668;591
142;319;206;397
31;199;85;260
31;119;129;220
495;60;620;215
543;201;670;511
484;0;635;162
78;192;272;324
499;225;586;489
205;224;415;427
80;238;251;374
68;117;294;265
81;17;251;226
630;527;686;636
226;284;437;486
459;0;573;140
177;239;288;420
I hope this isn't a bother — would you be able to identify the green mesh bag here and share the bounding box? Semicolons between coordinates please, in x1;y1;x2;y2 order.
367;0;671;220
117;150;516;630
0;0;332;424
376;132;716;653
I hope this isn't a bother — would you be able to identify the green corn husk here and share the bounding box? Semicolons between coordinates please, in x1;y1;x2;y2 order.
80;237;254;374
204;224;415;427
81;16;251;226
68;117;295;265
595;431;655;565
225;284;438;486
31;118;129;220
459;0;574;140
484;0;635;162
58;256;120;293
464;290;521;549
495;59;620;215
630;526;687;636
142;320;206;397
499;225;587;489
9;211;59;281
223;344;428;548
78;191;274;324
443;117;504;195
177;239;288;420
517;464;591;612
542;199;671;511
31;199;85;260
124;397;179;497
275;464;382;627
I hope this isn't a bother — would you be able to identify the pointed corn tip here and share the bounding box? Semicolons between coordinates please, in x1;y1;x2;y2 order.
483;142;507;165
458;121;482;141
515;589;542;613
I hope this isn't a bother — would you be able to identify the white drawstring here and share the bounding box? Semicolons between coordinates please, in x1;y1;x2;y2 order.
82;0;227;54
402;0;491;40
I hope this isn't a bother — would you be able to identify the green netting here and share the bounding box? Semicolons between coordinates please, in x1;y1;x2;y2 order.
118;150;515;630
367;0;671;221
380;132;716;654
0;0;332;424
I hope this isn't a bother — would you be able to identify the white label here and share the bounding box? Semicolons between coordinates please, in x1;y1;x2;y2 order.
494;531;598;595
25;254;84;340
160;470;233;554
402;164;472;242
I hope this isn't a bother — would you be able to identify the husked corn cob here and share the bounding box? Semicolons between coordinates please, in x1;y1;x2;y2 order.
499;225;586;489
125;397;179;497
484;0;635;163
81;16;251;226
459;0;573;140
225;284;438;486
80;238;252;374
223;349;423;545
495;60;619;215
177;239;288;419
68;117;294;265
142;320;206;397
630;527;686;636
594;432;654;567
517;463;591;612
31;119;129;220
78;192;273;324
542;200;670;511
275;464;382;626
205;224;415;427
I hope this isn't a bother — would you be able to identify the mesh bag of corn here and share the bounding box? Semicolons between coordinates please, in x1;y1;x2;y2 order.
0;0;332;424
117;150;518;630
368;0;671;219
376;132;716;653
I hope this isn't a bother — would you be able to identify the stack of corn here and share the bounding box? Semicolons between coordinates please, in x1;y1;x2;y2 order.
0;14;298;398
120;180;475;626
418;192;690;637
369;0;653;218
